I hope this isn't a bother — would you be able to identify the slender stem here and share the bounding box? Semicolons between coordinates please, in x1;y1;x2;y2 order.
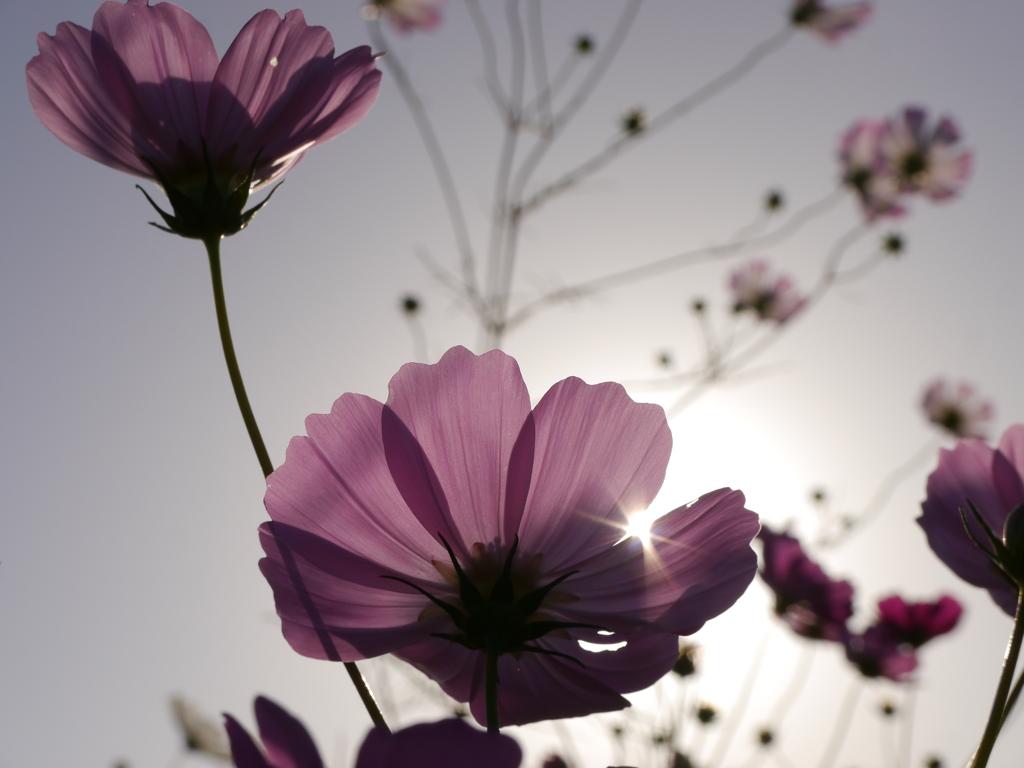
486;648;500;733
202;236;390;733
971;589;1024;768
816;678;861;768
707;627;773;768
204;237;274;479
999;668;1024;729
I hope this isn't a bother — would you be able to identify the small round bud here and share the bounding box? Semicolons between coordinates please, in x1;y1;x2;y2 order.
765;189;784;212
401;294;421;315
575;35;594;54
880;700;896;716
811;487;827;504
691;298;706;313
883;232;905;255
672;752;695;768
622;108;648;136
925;757;943;768
672;643;699;677
758;728;774;746
695;703;718;724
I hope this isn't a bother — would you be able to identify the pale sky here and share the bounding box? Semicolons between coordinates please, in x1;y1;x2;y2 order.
4;1;1024;767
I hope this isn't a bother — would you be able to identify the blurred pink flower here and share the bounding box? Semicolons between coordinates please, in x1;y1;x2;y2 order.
790;0;872;42
918;425;1024;616
364;0;445;33
921;378;994;440
260;346;760;727
839;119;905;222
875;594;963;648
27;0;381;237
225;697;521;768
882;107;972;201
729;260;806;323
758;525;853;640
842;625;918;682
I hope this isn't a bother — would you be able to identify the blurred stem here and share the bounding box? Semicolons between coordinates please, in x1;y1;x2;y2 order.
486;648;500;733
202;236;390;733
816;678;860;768
972;589;1024;768
204;236;273;478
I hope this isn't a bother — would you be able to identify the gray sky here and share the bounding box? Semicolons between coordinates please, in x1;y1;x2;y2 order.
4;1;1024;767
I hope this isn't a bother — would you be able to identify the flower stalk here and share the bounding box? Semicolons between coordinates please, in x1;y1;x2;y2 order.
971;588;1024;768
203;235;389;732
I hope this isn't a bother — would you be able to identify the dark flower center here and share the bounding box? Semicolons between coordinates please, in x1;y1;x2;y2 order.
384;535;602;664
900;151;928;182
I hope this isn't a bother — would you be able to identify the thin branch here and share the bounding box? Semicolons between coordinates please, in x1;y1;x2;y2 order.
464;0;508;112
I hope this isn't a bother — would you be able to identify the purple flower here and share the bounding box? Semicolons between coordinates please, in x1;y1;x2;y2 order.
225;697;520;768
918;425;1024;616
875;594;963;648
259;346;760;727
355;719;521;768
842;625;918;682
27;0;381;238
839;119;905;222
790;0;872;42
921;378;994;440
364;0;446;33
881;107;972;201
729;260;806;324
758;525;853;640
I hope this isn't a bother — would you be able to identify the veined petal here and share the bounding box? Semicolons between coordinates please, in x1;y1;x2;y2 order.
517;377;671;570
254;696;325;768
91;0;217;178
27;22;151;178
383;347;534;556
224;713;274;768
355;720;521;768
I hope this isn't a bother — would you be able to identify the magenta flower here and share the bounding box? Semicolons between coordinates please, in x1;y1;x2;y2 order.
921;378;994;440
355;719;521;768
842;625;918;682
259;346;759;727
27;0;381;239
839;119;905;222
758;525;853;640
729;260;806;324
790;0;872;42
224;696;325;768
881;107;972;201
364;0;446;33
918;425;1024;616
875;594;963;648
225;697;521;768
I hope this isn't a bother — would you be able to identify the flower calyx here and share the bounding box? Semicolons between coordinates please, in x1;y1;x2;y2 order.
384;534;603;664
137;145;280;241
960;500;1024;589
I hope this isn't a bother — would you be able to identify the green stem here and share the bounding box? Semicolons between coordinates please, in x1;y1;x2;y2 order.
202;236;390;733
486;648;500;733
971;588;1024;768
204;237;274;479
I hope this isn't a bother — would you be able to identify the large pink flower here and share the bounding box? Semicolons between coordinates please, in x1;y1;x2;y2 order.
882;107;972;201
729;260;806;324
27;0;381;237
918;425;1024;616
259;347;759;727
921;377;994;440
839;119;905;222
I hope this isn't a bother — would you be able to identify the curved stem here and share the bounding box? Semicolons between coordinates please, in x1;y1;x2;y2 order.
971;589;1024;768
204;237;274;479
707;627;772;768
816;678;860;768
202;236;389;733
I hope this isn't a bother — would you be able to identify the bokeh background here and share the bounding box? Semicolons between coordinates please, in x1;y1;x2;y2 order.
3;0;1024;766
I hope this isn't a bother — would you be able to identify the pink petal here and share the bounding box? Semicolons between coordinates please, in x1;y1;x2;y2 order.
354;720;521;768
516;377;672;570
224;713;273;768
90;0;218;178
383;347;534;557
26;22;150;178
254;696;324;768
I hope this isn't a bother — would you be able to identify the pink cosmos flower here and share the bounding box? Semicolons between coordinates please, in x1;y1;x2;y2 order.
27;0;381;238
839;119;905;222
225;696;521;768
729;260;806;324
921;378;994;440
881;107;972;201
842;625;918;682
918;425;1024;616
790;0;872;42
875;594;963;648
363;0;446;33
259;346;760;727
758;525;853;640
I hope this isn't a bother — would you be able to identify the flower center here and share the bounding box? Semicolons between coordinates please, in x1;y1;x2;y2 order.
385;536;601;664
